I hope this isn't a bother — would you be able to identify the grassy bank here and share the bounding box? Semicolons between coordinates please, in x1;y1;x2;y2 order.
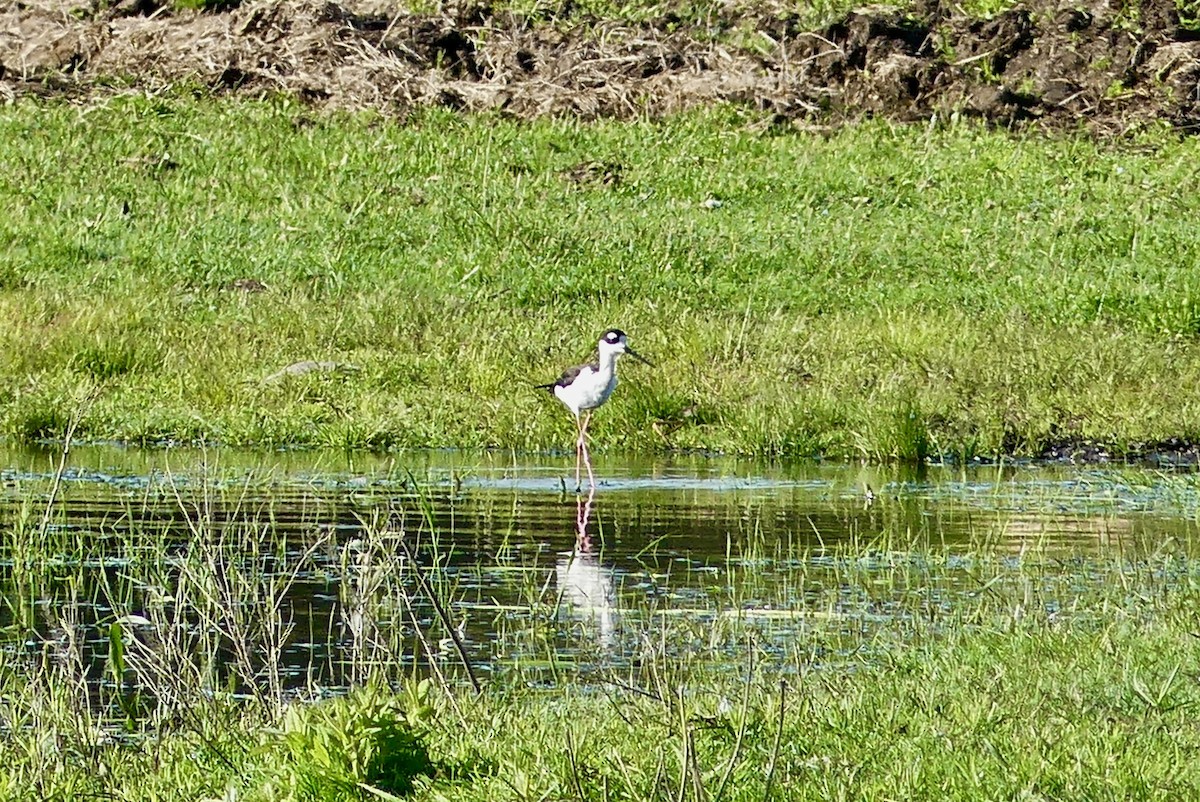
3;95;1200;458
16;615;1200;800
5;471;1200;800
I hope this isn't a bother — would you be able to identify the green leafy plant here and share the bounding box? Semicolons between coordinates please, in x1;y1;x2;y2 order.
276;684;436;799
1178;0;1200;30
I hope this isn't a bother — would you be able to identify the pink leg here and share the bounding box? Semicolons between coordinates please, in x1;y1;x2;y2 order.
573;414;584;491
580;411;595;489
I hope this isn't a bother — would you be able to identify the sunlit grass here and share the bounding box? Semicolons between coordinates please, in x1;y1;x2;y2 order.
3;96;1200;458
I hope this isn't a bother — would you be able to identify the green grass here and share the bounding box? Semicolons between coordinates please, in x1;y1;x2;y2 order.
158;0;932;35
431;612;1200;801
3;95;1200;459
21;615;1200;800
483;0;871;30
153;0;1019;30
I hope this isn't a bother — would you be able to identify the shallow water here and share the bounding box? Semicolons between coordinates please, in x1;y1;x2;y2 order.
0;444;1197;697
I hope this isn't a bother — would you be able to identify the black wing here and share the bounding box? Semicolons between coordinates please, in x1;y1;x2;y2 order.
534;362;597;391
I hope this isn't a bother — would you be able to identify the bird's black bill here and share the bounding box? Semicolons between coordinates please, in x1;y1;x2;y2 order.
626;348;653;367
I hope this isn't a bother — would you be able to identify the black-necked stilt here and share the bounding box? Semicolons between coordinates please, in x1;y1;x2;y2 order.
537;329;652;490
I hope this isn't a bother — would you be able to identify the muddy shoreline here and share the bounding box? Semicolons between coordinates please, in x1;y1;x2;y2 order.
2;0;1199;132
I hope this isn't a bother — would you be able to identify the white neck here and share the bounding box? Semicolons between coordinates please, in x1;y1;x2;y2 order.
597;347;621;375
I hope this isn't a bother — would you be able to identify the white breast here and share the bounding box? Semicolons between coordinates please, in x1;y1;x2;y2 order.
555;368;617;415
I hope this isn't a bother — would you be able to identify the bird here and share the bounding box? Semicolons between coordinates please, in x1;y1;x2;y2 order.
536;329;652;491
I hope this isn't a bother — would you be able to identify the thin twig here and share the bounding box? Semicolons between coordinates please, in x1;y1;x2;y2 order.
37;385;101;538
601;676;664;701
393;521;482;694
675;686;689;802
396;579;466;722
761;679;786;802
566;728;587;800
688;728;707;802
711;644;755;802
952;48;998;66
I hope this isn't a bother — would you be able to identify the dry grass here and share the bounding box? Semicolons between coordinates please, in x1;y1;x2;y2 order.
2;0;1199;132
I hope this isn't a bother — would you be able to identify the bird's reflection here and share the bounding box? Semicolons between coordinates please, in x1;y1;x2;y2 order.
555;487;618;648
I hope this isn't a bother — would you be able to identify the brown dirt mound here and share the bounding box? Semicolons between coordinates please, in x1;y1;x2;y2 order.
2;0;1200;132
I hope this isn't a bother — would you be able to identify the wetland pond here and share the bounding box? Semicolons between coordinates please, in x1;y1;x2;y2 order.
3;444;1200;703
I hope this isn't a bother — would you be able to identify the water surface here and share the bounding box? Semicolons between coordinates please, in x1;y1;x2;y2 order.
1;444;1196;697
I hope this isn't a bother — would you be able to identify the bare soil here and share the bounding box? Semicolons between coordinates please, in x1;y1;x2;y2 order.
2;0;1200;130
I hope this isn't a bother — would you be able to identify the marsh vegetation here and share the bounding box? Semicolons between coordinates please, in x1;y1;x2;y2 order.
2;447;1200;798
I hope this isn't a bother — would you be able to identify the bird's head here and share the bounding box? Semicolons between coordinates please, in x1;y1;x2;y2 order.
599;329;652;366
